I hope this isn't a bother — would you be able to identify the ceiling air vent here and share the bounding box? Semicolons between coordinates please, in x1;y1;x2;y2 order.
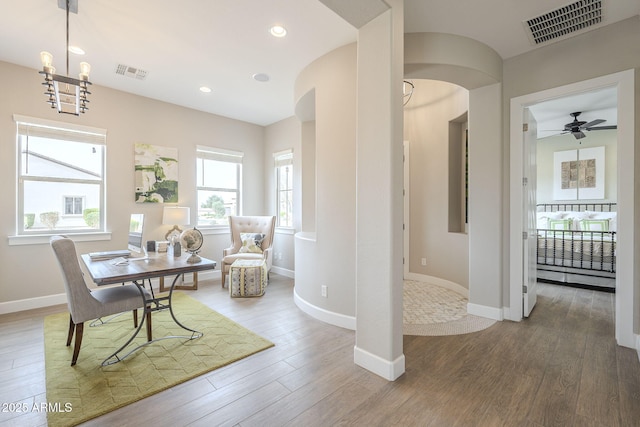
524;0;603;46
115;64;148;81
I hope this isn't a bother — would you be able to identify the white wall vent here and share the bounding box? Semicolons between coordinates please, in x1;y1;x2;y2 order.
524;0;603;46
115;64;148;80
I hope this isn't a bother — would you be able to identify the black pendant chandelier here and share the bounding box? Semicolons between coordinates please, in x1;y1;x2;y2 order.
39;0;91;115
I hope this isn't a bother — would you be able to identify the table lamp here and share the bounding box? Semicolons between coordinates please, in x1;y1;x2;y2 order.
162;206;190;241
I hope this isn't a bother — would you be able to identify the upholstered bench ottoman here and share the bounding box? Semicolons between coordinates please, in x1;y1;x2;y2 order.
230;259;268;297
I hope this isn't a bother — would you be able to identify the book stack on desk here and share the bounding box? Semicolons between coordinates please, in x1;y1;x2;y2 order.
88;250;130;261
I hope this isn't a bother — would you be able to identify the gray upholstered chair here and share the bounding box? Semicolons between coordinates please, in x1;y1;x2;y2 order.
50;236;152;366
221;216;276;287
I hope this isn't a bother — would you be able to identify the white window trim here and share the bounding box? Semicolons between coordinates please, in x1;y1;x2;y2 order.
196;146;244;228
274;149;294;228
8;232;112;246
13;114;107;239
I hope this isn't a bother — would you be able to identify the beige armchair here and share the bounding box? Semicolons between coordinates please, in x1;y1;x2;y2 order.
221;216;276;287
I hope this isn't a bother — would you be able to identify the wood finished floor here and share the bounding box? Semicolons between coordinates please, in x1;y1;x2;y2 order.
1;276;639;427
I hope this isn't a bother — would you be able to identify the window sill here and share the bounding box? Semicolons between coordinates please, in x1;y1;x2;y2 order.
8;232;112;246
197;226;230;236
275;227;295;235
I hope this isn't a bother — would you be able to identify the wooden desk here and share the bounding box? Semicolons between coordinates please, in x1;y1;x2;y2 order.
159;272;198;292
81;254;215;286
80;253;216;365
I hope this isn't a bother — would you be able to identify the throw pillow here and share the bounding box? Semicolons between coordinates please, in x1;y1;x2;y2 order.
548;218;572;230
580;219;610;232
238;233;265;254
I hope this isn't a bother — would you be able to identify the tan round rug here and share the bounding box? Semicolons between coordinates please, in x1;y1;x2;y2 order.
403;280;497;336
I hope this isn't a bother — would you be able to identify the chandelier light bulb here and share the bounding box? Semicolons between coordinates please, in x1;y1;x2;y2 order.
79;62;91;80
40;51;54;72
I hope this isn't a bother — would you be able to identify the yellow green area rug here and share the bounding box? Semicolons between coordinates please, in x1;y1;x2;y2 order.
44;292;274;427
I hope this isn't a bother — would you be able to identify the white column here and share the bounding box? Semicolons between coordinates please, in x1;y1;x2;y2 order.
353;0;405;380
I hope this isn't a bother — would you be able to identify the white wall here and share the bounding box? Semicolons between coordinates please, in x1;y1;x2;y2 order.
403;79;469;288
293;43;357;319
536;130;617;204
0;60;265;309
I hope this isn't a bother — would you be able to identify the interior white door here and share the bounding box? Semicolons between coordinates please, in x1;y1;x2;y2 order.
523;108;538;317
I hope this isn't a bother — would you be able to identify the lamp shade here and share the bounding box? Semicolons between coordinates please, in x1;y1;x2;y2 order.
162;206;190;226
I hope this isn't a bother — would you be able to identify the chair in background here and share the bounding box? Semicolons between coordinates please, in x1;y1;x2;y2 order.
221;216;276;287
50;236;152;366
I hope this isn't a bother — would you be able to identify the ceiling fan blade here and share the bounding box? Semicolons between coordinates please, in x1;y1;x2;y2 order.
586;125;617;131
580;119;605;129
573;131;586;139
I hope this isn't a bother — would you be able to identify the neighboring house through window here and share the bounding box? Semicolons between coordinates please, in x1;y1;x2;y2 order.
64;196;84;215
274;149;293;228
196;146;243;226
14;115;106;234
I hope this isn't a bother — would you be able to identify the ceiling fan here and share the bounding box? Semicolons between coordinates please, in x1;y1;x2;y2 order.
561;111;617;140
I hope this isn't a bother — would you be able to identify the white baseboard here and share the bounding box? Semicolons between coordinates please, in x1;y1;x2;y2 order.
293;288;356;330
404;272;469;298
467;302;504;321
502;305;517;322
0;293;67;315
353;345;405;381
0;269;221;315
270;266;294;278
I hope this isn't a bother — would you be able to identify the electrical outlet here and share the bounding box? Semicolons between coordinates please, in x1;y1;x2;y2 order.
321;285;327;297
421;258;427;266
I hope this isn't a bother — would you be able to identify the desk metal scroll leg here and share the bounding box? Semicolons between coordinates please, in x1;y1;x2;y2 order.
168;273;203;339
101;283;151;366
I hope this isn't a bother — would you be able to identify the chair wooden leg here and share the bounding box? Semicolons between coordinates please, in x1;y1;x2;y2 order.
221;270;226;288
146;308;152;342
133;309;138;328
71;322;84;366
66;314;75;347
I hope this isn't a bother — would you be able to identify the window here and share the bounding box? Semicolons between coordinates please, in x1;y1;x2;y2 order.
196;146;243;226
15;115;106;235
64;196;84;215
274;149;293;228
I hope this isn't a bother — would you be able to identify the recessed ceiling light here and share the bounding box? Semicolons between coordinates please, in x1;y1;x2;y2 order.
68;46;85;55
252;73;270;82
270;25;287;38
199;86;212;93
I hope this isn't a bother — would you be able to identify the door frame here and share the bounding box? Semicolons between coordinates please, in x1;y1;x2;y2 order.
508;70;635;348
403;141;410;278
522;108;537;317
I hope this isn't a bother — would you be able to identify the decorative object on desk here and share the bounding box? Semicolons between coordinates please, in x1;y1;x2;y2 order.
162;206;190;240
44;292;274;427
156;240;168;252
134;143;179;203
39;0;92;116
146;240;156;252
180;227;203;263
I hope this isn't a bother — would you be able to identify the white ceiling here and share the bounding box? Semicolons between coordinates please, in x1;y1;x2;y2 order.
0;0;638;126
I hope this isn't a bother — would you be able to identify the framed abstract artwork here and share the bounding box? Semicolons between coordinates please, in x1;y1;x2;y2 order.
553;146;604;200
134;143;179;203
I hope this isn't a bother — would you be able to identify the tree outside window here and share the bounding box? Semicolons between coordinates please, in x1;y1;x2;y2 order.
196;146;243;226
